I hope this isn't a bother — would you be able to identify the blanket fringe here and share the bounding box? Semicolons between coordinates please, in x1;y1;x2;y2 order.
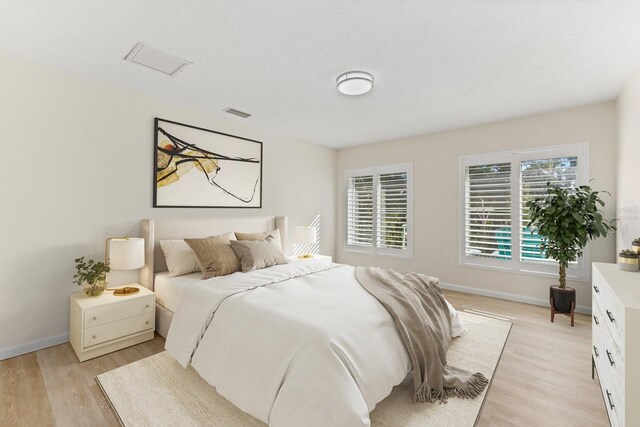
413;373;489;404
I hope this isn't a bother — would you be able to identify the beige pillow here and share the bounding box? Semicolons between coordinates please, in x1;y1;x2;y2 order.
184;232;241;279
230;236;288;273
159;239;201;277
235;229;283;250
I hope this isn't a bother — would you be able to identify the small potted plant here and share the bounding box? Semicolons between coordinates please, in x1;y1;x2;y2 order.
73;256;110;296
526;183;616;326
618;249;639;272
632;237;640;254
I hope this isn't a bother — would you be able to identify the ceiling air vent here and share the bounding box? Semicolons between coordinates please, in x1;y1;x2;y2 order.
223;108;252;119
124;42;192;76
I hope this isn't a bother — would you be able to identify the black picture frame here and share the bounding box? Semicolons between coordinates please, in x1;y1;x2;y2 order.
153;118;263;208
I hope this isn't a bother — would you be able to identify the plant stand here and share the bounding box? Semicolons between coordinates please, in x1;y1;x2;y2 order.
550;285;575;327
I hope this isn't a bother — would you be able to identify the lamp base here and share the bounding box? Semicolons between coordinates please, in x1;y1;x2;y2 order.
297;254;314;259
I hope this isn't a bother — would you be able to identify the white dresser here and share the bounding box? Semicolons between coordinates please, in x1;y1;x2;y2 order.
592;263;640;427
70;285;155;362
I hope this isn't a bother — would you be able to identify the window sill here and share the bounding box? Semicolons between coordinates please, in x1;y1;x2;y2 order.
459;260;589;283
344;248;413;261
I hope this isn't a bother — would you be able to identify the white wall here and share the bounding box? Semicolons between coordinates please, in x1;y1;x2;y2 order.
0;54;336;359
616;70;640;252
337;102;618;311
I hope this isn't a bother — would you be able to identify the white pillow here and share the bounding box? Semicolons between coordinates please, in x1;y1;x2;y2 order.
160;239;200;277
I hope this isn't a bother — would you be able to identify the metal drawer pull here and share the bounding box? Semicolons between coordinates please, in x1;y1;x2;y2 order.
93;316;97;321
145;321;150;325
593;285;599;293
92;335;96;339
593;315;599;325
606;350;615;366
606;390;615;410
593;345;599;357
145;304;150;309
606;310;615;322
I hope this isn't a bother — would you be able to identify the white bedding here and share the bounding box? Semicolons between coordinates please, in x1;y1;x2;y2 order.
154;271;201;312
166;260;466;427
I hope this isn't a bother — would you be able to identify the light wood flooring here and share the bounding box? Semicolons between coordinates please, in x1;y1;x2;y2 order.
0;290;608;427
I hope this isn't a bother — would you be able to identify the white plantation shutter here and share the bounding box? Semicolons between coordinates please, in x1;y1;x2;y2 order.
464;163;512;260
460;143;588;280
377;172;408;250
346;175;374;248
345;164;412;257
519;156;578;263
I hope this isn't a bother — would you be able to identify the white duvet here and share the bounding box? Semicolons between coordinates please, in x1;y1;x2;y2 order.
165;260;466;427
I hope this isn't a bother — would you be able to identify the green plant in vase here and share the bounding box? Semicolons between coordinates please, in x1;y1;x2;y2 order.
526;183;615;325
73;256;110;296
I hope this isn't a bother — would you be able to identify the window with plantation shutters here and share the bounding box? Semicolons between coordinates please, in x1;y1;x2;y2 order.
460;143;589;280
345;164;412;257
464;162;512;260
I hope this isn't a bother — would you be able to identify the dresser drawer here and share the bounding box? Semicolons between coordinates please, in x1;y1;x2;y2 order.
85;295;154;328
83;311;154;349
593;272;625;354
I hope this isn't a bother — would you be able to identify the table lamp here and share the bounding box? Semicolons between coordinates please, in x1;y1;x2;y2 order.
294;226;317;259
106;237;145;295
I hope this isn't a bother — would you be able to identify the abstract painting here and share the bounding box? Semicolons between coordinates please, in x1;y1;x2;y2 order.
153;118;262;208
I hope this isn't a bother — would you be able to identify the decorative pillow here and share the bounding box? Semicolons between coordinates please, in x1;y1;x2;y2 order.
235;229;283;250
159;239;201;278
184;232;241;279
230;236;288;273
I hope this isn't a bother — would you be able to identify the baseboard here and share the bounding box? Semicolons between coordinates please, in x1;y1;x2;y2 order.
440;281;591;315
0;332;69;361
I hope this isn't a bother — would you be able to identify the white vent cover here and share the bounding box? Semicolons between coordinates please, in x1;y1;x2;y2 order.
124;42;191;76
223;107;252;118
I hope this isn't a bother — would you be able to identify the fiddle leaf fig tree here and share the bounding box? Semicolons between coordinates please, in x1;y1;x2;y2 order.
526;183;615;289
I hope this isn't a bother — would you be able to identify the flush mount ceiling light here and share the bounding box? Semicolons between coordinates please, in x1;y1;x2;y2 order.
124;42;192;76
336;71;374;96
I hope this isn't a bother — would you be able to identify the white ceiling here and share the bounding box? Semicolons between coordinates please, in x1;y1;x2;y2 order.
2;1;640;148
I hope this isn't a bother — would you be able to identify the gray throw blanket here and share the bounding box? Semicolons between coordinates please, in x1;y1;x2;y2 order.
355;267;488;403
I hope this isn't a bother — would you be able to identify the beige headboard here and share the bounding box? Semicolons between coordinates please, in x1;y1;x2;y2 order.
139;216;287;290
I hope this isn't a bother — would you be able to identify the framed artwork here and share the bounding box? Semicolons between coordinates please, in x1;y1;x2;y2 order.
153;118;263;208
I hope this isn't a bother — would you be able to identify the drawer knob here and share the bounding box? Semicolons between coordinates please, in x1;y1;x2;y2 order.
593;345;599;357
606;350;615;366
146;304;150;309
593;315;599;325
606;310;615;323
593;285;599;293
606;390;615;410
92;335;96;339
145;321;149;325
93;316;97;321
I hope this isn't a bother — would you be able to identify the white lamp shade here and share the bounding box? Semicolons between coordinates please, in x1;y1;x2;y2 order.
108;238;145;270
294;226;317;245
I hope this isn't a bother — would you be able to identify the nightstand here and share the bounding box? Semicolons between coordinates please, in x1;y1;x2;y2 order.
69;284;155;362
288;254;333;263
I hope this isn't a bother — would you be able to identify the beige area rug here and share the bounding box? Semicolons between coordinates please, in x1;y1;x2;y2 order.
97;312;511;427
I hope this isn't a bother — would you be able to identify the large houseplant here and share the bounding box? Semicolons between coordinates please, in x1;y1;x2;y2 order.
526;183;615;323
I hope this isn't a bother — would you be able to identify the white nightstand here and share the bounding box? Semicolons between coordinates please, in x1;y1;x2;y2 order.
69;284;155;362
288;254;333;263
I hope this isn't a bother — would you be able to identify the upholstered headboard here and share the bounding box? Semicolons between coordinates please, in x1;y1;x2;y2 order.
139;216;287;290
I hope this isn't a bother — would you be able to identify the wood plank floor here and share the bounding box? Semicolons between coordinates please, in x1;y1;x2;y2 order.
0;291;608;426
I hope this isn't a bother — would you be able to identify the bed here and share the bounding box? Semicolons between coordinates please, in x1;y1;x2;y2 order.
140;216;288;337
140;216;469;427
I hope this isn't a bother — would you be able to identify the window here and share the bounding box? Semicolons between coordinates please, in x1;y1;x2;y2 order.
459;143;589;280
345;163;413;258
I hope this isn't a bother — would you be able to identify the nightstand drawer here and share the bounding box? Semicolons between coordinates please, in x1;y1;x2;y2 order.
85;295;154;328
83;311;154;349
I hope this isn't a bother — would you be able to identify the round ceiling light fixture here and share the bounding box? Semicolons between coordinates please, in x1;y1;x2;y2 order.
336;71;374;96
